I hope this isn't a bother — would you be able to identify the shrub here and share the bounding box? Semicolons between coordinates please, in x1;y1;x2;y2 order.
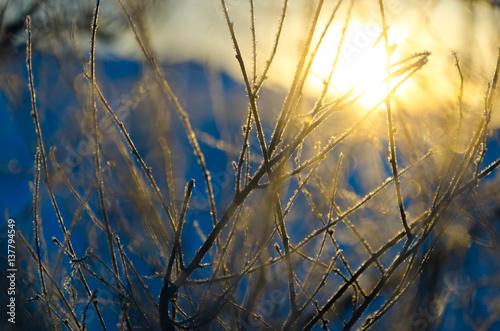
3;0;500;330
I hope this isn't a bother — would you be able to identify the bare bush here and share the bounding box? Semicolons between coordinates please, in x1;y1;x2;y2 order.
3;0;500;330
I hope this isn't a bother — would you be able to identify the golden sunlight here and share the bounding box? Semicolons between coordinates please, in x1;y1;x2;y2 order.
310;22;406;108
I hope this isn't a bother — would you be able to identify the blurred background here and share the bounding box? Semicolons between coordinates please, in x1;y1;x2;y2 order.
1;0;500;330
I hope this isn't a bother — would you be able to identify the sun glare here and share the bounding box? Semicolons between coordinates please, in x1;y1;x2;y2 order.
310;23;403;108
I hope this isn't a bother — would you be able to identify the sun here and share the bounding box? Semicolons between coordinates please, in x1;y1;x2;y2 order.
309;23;403;108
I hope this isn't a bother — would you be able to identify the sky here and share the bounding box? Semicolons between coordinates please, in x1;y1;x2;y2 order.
106;0;500;128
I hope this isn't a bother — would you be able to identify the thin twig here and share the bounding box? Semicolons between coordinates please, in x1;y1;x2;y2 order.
486;48;500;112
378;0;411;238
274;195;298;316
89;0;119;279
32;151;47;298
166;180;194;279
81;290;98;331
253;0;289;93
249;0;257;86
160;138;179;220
